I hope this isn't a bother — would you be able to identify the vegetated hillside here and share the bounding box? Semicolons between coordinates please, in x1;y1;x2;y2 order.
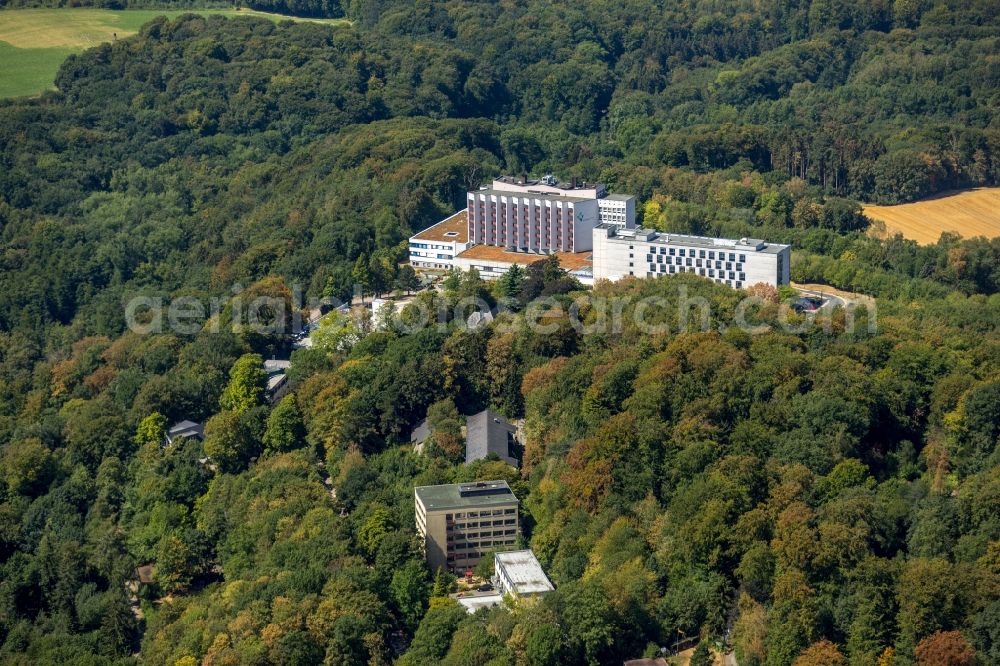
2;10;999;340
2;264;999;666
0;3;998;666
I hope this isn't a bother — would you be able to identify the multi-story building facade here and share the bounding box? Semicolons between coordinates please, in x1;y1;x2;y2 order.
592;224;791;289
466;187;598;253
415;480;520;573
597;193;635;228
408;210;470;269
465;175;635;254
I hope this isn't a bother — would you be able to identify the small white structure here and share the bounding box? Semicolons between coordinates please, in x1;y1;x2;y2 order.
264;359;291;403
493;550;554;598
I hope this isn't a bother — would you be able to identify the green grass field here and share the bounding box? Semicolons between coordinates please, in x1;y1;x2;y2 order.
0;8;348;98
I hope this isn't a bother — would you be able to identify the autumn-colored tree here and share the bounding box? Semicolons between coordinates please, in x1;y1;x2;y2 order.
914;631;977;666
562;437;614;512
297;371;351;452
793;639;847;666
745;282;780;304
733;593;767;666
876;647;896;666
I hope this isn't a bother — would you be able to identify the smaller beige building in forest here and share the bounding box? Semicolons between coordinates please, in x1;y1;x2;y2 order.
415;480;519;573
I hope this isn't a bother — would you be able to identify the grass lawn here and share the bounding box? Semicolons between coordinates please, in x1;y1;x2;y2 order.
0;8;349;98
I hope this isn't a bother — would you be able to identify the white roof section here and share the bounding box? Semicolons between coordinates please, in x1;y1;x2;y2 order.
597;224;789;254
495;550;554;595
455;592;502;613
264;359;291;373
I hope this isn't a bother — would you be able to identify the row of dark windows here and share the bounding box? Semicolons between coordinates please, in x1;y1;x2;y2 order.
448;509;516;519
645;254;742;271
446;538;517;561
649;246;746;262
638;269;744;289
448;518;516;531
647;263;745;281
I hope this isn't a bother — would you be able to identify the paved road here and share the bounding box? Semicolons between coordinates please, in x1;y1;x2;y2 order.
791;281;875;306
797;287;849;310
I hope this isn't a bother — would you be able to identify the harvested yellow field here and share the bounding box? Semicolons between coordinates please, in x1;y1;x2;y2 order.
864;188;1000;245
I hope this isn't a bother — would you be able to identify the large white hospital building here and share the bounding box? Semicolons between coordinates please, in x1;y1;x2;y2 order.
592;224;791;289
408;174;791;290
464;176;635;254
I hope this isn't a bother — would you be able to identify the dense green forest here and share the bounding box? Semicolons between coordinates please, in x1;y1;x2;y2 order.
0;1;999;665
